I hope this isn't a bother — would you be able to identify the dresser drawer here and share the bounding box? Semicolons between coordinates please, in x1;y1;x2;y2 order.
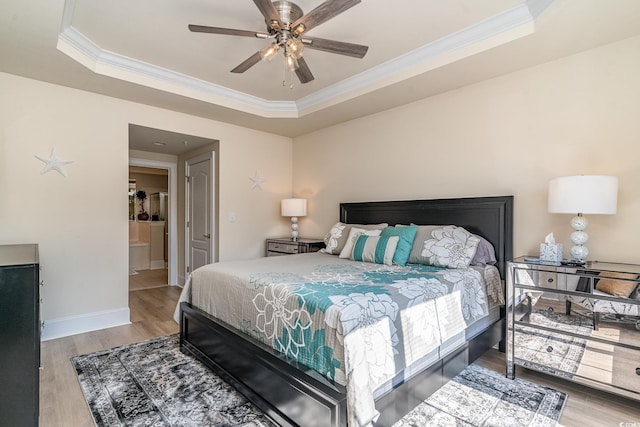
267;241;299;254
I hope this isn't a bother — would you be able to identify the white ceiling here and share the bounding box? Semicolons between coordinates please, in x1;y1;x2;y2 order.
2;0;640;141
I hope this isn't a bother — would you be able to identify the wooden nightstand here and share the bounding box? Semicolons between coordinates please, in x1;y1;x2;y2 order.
266;238;324;257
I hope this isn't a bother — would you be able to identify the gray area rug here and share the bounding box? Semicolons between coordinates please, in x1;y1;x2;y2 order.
72;335;275;427
393;363;566;427
72;334;566;427
514;307;593;378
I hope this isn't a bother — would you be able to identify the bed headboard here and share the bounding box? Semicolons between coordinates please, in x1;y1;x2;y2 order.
340;196;513;278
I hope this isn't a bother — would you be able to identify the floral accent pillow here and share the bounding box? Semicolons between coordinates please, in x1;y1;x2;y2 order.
322;222;348;254
421;226;480;268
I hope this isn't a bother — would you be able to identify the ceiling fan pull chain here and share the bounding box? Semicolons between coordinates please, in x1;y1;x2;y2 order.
281;56;294;89
282;57;287;87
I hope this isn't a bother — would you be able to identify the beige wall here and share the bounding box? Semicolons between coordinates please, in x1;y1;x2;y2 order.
3;34;638;338
0;72;292;337
292;35;640;264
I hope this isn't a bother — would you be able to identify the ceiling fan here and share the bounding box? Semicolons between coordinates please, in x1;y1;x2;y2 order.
189;0;369;84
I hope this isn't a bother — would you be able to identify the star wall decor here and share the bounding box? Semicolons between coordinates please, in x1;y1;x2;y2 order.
249;171;264;190
34;147;74;177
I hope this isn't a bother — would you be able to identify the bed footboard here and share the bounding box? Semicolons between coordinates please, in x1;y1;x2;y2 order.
180;302;505;427
180;302;348;427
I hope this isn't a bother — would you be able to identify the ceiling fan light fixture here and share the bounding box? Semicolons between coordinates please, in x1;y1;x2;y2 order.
292;23;306;36
285;38;304;59
259;43;279;61
285;54;299;71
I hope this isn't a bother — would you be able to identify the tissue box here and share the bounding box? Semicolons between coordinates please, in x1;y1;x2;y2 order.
540;243;563;263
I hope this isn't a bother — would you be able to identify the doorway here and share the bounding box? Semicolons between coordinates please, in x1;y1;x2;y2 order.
128;123;219;288
128;160;178;289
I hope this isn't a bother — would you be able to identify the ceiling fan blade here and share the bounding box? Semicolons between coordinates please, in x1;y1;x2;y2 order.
231;52;263;73
303;37;368;58
292;0;360;34
295;57;315;84
188;25;268;39
252;0;282;30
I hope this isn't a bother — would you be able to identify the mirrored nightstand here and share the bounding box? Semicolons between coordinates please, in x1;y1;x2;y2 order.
266;238;324;257
506;257;640;402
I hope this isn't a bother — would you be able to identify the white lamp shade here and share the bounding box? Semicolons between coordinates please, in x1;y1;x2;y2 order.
281;198;307;217
548;175;618;215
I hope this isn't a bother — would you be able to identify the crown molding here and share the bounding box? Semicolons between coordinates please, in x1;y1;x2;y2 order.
296;0;553;115
527;0;556;18
57;0;554;119
57;27;298;117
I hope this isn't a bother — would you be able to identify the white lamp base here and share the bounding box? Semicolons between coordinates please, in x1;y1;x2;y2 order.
569;214;589;262
290;216;299;241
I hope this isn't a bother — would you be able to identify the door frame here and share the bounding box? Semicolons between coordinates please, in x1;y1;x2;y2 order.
129;157;178;286
184;151;215;277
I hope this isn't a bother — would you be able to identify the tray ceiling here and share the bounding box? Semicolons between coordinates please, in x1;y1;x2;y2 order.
2;0;640;137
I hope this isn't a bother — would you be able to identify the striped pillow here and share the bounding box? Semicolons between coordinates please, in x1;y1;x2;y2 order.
351;235;400;266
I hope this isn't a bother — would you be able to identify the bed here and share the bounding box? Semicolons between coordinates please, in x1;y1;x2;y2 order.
177;196;513;427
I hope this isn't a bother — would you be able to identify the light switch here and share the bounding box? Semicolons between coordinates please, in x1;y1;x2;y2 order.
229;212;236;222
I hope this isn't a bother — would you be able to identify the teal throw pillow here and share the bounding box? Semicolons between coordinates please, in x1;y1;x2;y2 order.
380;225;418;266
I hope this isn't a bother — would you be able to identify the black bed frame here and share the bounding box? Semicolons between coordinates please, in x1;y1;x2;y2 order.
180;196;513;427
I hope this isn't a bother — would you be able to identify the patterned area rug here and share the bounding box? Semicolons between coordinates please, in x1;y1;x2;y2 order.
393;364;566;427
72;335;276;427
72;335;566;427
514;307;593;378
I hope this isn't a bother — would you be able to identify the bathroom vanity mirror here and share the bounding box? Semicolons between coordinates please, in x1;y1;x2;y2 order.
128;180;136;220
150;192;168;221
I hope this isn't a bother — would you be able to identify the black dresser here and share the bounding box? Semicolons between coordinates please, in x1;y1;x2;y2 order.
0;244;40;426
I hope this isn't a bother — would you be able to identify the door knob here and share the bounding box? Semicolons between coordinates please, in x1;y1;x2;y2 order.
204;234;211;238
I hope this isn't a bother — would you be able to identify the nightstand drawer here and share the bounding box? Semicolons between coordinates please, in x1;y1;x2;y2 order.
265;238;324;257
512;267;574;291
267;241;299;254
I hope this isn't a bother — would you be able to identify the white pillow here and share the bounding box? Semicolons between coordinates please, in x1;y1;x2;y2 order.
339;227;382;258
421;226;480;268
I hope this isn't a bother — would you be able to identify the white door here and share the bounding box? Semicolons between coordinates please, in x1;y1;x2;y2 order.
186;153;214;275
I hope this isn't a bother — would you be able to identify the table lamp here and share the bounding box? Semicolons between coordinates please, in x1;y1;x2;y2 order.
548;175;618;263
281;198;307;241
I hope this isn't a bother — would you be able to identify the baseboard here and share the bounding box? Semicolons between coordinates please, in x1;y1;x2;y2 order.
41;307;131;341
178;274;186;286
150;260;165;270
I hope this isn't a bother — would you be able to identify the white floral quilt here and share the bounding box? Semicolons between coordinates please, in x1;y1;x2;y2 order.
175;252;502;426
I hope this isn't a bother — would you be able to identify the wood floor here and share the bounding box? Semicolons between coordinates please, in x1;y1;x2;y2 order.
129;268;169;291
39;286;181;426
39;287;640;427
